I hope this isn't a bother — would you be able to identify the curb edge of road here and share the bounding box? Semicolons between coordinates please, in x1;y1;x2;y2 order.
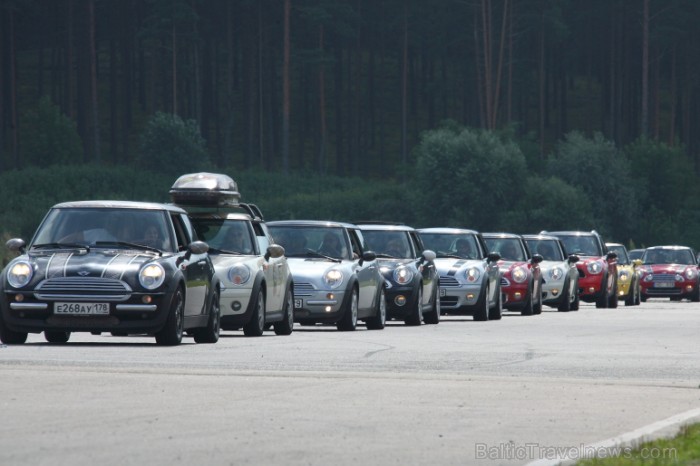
525;407;700;466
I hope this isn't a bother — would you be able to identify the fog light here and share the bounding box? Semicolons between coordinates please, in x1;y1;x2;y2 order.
551;289;559;296
325;306;332;312
142;295;153;304
686;285;693;292
394;295;407;306
588;287;595;293
466;293;475;300
514;292;522;300
14;294;24;302
232;301;242;311
618;290;624;296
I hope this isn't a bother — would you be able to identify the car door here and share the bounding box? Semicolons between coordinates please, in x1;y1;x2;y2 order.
256;222;286;314
172;213;209;317
347;228;379;314
478;234;500;305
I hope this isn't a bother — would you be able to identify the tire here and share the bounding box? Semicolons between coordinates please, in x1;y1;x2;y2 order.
473;283;490;321
595;275;609;308
558;279;571;312
488;284;502;320
571;281;580;311
155;288;185;346
692;284;700;303
193;291;220;343
625;278;636;306
423;285;440;325
337;288;358;331
608;276;618;308
273;286;295;335
404;286;423;326
45;331;70;344
533;277;543;315
635;282;642;305
0;317;28;344
243;290;265;337
521;282;535;316
366;288;387;330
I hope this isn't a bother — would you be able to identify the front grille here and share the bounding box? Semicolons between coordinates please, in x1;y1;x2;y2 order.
500;277;510;287
35;277;132;301
293;282;315;297
440;296;458;306
46;316;120;327
651;274;676;281
439;276;460;288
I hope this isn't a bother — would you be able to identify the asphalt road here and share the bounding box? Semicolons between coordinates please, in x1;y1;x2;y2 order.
1;299;698;466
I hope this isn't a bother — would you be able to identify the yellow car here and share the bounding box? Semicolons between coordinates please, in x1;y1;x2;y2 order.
606;243;641;306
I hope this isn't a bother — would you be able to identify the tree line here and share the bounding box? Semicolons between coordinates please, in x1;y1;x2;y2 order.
2;0;700;176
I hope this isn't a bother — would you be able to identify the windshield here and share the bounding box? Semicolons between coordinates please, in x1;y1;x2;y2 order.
524;239;564;261
32;207;173;251
362;230;414;259
268;225;351;260
484;237;526;262
420;233;480;259
607;245;629;265
557;235;602;257
643;248;696;265
191;218;255;255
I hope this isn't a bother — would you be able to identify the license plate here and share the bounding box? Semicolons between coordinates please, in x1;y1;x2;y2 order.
294;299;303;309
55;302;110;315
654;282;675;288
439;288;446;297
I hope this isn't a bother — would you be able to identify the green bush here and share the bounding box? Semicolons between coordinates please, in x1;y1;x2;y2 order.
19;96;83;167
137;112;212;176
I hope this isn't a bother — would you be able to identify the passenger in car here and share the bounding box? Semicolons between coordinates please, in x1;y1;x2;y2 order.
319;232;343;257
455;239;474;259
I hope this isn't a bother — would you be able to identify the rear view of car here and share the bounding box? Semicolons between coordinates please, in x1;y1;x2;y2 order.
639;245;700;302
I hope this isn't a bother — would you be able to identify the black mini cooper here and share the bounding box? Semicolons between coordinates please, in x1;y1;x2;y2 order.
0;200;220;345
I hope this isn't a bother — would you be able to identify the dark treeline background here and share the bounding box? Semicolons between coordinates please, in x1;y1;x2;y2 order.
4;0;700;171
2;0;700;259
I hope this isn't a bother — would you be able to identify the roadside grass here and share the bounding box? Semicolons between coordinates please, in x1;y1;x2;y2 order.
576;423;700;465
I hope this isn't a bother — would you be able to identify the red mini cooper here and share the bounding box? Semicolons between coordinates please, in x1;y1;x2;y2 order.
639;245;700;302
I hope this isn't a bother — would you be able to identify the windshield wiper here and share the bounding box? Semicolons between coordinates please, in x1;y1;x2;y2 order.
32;242;90;251
94;241;162;255
304;250;341;262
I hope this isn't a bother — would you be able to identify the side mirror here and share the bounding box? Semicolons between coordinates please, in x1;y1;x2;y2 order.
265;244;285;260
531;253;544;264
188;240;209;255
632;259;642;267
607;251;617;260
487;252;501;263
568;254;580;264
361;250;377;264
420;249;436;262
6;238;26;253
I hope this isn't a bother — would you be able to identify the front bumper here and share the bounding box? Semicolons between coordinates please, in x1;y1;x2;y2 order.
641;281;698;299
541;277;567;305
292;281;347;323
501;278;530;310
437;275;483;313
577;272;606;302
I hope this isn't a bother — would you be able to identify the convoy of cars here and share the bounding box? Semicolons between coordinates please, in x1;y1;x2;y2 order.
1;172;698;345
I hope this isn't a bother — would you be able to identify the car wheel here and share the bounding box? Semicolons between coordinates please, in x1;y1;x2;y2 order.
521;282;535;316
635;282;642;305
0;316;28;344
337;288;358;331
625;279;636;306
608;277;618;308
595;275;609;308
404;286;423;326
243;290;266;337
155;287;185;346
474;282;490;321
366;287;387;330
423;285;440;325
558;279;571;312
45;331;70;344
692;284;700;303
571;282;580;311
274;286;295;335
533;277;543;315
194;291;220;344
488;284;502;320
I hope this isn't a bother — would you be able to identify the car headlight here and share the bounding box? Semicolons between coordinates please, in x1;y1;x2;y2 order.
465;267;481;282
644;274;653;282
7;261;33;288
685;268;696;280
324;269;344;288
393;267;413;284
618;271;630;283
228;264;251;285
139;263;165;290
548;267;563;281
586;261;603;274
511;266;527;283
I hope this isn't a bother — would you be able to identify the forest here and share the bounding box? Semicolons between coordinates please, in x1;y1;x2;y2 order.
1;0;700;259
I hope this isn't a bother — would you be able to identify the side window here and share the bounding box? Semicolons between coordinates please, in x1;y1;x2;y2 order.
347;229;364;258
171;214;192;251
253;222;269;255
409;231;423;257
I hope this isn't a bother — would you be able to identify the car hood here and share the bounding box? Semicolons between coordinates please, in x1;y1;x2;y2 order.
19;249;157;280
433;257;485;273
377;258;415;269
642;264;695;274
210;254;264;271
497;260;528;272
286;257;349;279
538;260;568;272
